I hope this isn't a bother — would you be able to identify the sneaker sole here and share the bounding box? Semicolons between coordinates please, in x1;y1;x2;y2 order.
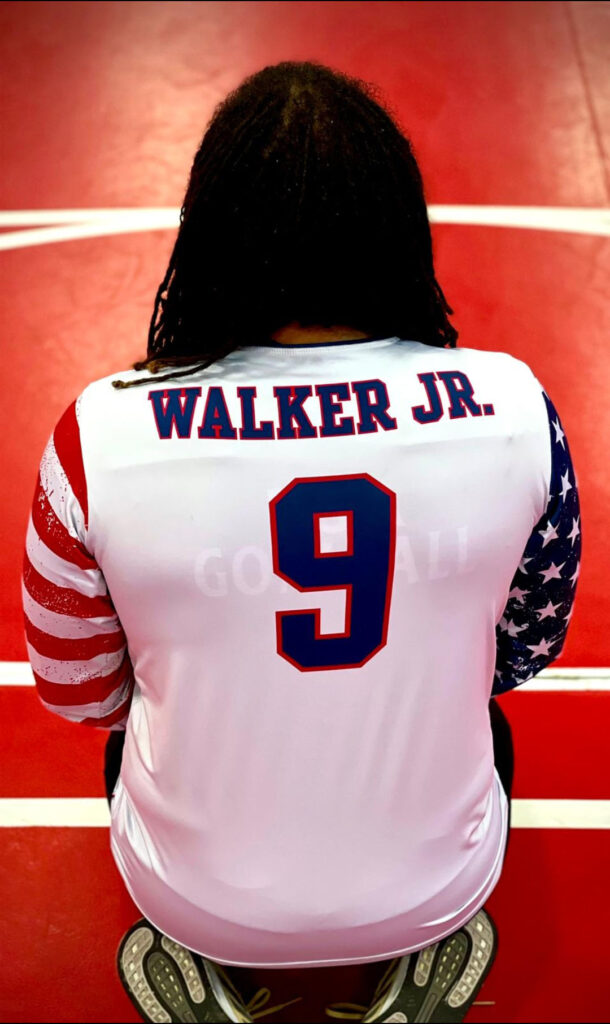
363;909;498;1023
117;920;236;1023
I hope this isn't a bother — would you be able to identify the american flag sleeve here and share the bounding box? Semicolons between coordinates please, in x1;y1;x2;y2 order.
492;391;581;695
22;398;135;728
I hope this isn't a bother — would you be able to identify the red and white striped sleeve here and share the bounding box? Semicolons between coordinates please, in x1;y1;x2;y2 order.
22;396;134;729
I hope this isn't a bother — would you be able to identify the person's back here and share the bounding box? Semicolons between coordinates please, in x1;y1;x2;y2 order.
23;60;580;1017
36;335;571;966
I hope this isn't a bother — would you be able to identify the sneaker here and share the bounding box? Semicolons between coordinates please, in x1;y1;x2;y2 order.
325;908;497;1023
117;919;303;1023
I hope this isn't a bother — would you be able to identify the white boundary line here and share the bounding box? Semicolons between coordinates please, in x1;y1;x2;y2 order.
0;205;608;250
0;799;110;828
511;800;610;830
0;208;180;226
0;797;608;829
3;662;610;691
429;205;610;234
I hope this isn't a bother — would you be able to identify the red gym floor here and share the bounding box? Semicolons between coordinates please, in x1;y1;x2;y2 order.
1;3;609;1022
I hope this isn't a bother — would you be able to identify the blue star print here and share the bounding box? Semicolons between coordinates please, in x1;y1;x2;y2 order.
493;392;581;695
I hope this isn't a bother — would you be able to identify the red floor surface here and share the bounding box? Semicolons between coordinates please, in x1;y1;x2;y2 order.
1;2;609;1022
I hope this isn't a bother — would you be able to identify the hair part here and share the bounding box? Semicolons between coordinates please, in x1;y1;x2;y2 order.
113;61;457;390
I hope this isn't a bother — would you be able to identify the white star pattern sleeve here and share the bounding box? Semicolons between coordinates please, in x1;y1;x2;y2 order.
493;391;581;694
21;397;135;728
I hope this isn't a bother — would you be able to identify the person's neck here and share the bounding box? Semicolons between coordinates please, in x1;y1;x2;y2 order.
270;323;371;345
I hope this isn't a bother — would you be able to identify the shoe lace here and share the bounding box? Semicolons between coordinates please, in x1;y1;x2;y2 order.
214;962;304;1021
324;957;401;1021
246;987;304;1020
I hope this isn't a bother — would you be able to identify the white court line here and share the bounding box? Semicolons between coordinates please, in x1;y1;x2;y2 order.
0;798;110;828
429;205;610;234
0;208;179;226
0;205;608;250
512;800;610;830
3;662;610;691
0;798;608;829
0;212;179;250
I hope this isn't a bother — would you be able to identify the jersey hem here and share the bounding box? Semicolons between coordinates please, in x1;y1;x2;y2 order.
109;776;508;969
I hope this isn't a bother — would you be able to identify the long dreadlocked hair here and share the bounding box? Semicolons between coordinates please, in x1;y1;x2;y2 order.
113;61;457;390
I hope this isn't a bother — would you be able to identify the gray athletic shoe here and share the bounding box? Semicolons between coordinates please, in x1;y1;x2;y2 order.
117;919;303;1023
325;908;498;1023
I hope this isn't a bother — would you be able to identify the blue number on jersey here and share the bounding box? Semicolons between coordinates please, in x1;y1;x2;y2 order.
269;474;396;670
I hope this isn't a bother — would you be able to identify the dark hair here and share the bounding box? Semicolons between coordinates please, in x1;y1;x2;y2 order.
113;61;457;390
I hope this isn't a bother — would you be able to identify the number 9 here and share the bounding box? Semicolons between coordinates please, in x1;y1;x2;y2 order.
269;474;396;670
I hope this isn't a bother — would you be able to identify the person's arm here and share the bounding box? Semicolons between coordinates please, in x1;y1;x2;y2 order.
493;391;581;695
22;397;135;728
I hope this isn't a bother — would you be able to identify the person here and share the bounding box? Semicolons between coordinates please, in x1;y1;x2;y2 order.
22;61;581;1024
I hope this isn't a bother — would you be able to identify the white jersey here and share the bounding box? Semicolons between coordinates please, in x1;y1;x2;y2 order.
23;336;580;967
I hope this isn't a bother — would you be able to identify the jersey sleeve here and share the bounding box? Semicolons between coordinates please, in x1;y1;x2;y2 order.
21;397;135;728
492;390;581;695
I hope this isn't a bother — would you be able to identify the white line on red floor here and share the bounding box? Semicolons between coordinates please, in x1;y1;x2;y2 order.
0;205;608;250
1;798;608;828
